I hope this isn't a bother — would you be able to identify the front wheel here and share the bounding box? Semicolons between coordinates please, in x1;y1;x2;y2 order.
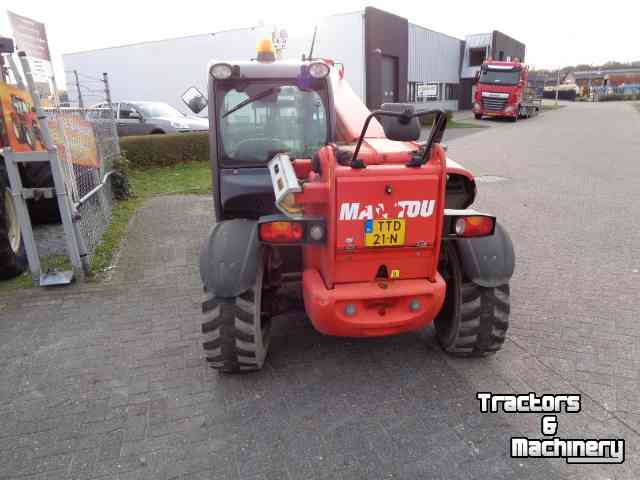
0;174;28;280
201;260;271;373
474;114;482;120
434;245;510;356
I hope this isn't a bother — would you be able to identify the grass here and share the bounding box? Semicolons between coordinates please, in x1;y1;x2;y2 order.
1;161;212;290
422;119;488;130
542;103;565;111
128;162;212;197
447;119;488;129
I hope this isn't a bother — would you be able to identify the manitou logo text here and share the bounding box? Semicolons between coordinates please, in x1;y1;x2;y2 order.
339;200;436;221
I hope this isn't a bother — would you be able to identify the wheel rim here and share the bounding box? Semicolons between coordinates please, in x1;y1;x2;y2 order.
4;189;21;254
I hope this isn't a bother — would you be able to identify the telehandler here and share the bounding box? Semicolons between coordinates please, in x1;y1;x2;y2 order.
183;40;515;373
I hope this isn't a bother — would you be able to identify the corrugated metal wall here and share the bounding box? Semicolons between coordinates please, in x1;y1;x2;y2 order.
408;24;461;84
408;24;461;111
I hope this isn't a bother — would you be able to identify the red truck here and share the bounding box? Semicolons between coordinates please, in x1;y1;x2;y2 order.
472;59;542;122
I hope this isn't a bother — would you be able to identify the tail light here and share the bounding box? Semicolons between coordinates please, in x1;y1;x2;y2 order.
258;215;326;245
260;221;303;243
455;216;494;237
444;210;495;238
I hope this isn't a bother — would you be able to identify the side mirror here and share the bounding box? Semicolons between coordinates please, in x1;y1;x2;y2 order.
182;86;208;114
379;103;420;142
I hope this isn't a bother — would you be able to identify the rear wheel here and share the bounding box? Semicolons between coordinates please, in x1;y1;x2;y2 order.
474;114;482;120
0;173;27;280
201;260;271;373
434;245;509;356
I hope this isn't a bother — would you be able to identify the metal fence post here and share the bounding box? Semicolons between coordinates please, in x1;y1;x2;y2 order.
102;72;112;108
73;70;84;108
18;52;86;278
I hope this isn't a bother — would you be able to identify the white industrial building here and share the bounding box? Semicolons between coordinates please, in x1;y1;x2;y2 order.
63;7;525;113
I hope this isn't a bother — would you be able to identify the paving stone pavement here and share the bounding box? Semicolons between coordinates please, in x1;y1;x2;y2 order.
1;101;639;479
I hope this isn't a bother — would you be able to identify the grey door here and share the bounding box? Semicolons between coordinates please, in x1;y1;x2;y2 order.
381;56;398;104
117;103;147;137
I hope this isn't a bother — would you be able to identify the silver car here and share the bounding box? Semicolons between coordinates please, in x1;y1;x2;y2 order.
93;101;209;137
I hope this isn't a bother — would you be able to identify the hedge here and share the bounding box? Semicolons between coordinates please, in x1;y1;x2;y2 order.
118;115;453;168
419;110;453;126
119;132;209;168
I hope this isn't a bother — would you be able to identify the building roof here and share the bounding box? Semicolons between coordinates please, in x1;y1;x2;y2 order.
573;67;640;79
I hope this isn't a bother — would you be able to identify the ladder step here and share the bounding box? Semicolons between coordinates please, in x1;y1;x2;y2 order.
21;188;55;200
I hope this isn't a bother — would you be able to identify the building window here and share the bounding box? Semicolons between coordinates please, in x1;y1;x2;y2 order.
445;83;459;101
499;50;505;61
469;47;487;67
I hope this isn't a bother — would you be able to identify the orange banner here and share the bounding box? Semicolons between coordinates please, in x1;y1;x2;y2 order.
0;82;44;153
0;82;100;168
47;114;100;169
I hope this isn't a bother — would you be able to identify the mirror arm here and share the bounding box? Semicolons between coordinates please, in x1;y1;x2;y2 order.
418;110;447;166
350;109;412;169
351;108;447;169
350;111;379;169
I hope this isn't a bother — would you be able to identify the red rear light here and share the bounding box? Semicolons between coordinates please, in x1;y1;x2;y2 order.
259;221;304;243
455;216;494;237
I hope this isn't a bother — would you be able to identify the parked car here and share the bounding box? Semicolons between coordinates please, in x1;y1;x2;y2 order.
91;101;209;137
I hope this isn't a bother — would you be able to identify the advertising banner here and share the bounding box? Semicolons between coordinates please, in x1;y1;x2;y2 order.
0;82;99;168
47;112;100;169
7;11;51;61
0;81;44;153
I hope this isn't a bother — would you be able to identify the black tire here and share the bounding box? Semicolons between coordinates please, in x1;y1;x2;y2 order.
201;261;271;373
474;114;482;120
434;245;509;356
0;171;28;280
510;106;520;122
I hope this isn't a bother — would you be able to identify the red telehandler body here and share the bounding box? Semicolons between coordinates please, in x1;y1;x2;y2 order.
182;41;515;372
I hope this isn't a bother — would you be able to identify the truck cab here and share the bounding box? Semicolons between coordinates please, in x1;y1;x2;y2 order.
472;59;540;121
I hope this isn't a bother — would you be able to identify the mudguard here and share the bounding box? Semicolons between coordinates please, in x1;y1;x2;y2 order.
456;222;515;287
199;219;262;298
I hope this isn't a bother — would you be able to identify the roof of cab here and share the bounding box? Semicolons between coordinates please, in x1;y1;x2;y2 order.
207;59;321;79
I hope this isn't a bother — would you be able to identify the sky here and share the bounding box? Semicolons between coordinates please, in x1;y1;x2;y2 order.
2;0;638;91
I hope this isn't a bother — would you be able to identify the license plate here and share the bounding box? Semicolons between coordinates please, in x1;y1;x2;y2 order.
364;219;406;247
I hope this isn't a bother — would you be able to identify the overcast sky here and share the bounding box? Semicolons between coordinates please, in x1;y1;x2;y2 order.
2;0;638;90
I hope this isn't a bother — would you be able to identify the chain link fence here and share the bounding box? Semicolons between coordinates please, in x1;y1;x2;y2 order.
43;106;119;264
